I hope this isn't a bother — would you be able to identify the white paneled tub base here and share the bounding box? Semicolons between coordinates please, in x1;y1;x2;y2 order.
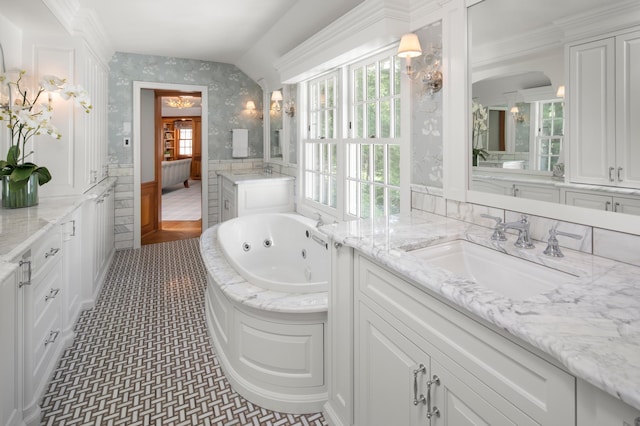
199;214;329;414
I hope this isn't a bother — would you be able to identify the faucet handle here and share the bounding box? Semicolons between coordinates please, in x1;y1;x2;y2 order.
480;214;506;241
543;226;582;257
480;213;503;224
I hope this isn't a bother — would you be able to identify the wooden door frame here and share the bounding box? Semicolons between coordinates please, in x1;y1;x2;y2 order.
132;82;209;249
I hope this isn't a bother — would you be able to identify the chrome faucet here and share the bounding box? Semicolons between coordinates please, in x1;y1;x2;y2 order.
543;225;582;257
480;214;506;241
314;212;323;228
503;214;535;249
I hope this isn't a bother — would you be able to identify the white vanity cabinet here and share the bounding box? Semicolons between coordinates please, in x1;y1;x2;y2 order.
564;190;640;215
92;188;115;299
0;265;21;426
472;178;560;203
60;203;94;344
569;28;640;189
18;227;66;425
326;245;577;426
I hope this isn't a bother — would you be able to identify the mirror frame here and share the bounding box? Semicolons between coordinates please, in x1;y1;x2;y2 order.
456;0;640;235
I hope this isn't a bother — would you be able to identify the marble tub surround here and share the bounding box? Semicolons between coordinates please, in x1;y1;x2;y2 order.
320;210;640;411
0;178;117;260
199;224;327;314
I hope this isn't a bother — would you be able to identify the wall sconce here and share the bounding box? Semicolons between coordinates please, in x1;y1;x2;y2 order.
245;100;262;120
556;85;565;98
271;90;282;112
283;99;295;117
397;33;443;95
510;106;525;123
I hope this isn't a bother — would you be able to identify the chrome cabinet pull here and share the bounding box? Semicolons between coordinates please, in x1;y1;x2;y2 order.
224;199;230;210
70;219;76;237
617;167;623;182
412;364;426;405
605;201;611;211
18;260;32;288
45;288;60;301
44;330;60;346
614;202;621;212
426;375;440;419
609;166;615;182
45;247;60;258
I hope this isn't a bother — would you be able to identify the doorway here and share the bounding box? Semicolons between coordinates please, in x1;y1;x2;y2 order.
133;82;209;249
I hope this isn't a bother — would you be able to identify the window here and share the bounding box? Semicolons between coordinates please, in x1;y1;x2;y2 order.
304;73;338;209
302;49;403;219
535;101;564;171
346;54;402;218
178;127;193;157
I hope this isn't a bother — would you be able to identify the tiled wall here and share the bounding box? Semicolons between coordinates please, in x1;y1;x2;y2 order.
411;185;640;267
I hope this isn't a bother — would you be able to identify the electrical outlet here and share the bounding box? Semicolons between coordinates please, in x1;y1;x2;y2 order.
123;137;131;147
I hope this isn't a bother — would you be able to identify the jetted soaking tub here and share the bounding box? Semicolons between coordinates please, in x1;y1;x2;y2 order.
199;213;329;414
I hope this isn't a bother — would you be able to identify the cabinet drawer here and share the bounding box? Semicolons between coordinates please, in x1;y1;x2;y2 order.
31;228;63;275
31;297;62;379
356;254;575;426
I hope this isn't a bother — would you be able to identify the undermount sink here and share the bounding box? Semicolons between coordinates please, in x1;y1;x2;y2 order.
408;240;576;300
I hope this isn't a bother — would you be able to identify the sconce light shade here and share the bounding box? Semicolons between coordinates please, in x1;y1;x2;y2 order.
271;90;283;102
556;85;565;98
246;100;256;111
397;33;423;58
510;106;519;115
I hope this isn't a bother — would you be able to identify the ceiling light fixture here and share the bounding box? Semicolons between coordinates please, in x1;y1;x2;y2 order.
166;96;195;109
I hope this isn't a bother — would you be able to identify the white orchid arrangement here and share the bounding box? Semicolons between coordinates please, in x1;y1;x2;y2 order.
471;100;489;162
0;70;91;190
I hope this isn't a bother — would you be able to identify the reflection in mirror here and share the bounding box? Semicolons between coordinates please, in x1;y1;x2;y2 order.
468;0;640;217
270;89;283;159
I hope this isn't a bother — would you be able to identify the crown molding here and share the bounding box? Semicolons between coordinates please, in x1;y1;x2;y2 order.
472;0;640;73
275;0;413;83
557;0;640;43
42;0;113;66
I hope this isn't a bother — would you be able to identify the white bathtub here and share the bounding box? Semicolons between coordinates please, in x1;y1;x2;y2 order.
199;213;329;414
217;213;328;293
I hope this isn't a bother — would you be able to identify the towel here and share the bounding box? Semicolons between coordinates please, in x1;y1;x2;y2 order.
232;129;249;158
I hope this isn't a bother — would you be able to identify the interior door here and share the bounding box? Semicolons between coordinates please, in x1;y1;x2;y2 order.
191;117;202;179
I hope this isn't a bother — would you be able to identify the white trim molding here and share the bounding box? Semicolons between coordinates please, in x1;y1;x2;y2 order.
133;81;209;249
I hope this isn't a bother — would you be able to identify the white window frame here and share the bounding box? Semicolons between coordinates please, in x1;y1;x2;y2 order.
301;71;343;218
299;47;408;221
533;100;564;172
345;50;403;219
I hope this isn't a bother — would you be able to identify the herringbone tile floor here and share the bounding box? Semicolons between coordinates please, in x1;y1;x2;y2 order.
40;239;327;426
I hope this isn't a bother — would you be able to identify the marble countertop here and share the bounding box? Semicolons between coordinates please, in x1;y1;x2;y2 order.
200;224;327;314
320;211;640;411
0;178;117;261
217;170;295;184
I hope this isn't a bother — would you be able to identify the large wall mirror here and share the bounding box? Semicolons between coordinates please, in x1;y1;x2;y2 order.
468;0;640;219
269;89;284;160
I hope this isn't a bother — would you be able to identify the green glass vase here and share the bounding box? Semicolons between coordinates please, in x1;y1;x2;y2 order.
1;174;39;209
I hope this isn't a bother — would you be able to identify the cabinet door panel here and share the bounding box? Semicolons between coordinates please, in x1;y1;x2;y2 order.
432;358;531;426
570;38;616;186
356;303;429;426
614;196;640;216
565;191;611;211
616;30;640;188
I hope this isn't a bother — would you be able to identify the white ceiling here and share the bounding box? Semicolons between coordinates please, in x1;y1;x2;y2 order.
80;0;365;85
82;0;296;64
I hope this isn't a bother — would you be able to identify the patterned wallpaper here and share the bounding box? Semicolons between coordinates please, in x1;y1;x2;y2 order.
108;52;264;164
411;21;444;188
